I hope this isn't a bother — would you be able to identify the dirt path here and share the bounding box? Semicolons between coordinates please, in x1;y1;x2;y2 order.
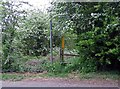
2;77;119;87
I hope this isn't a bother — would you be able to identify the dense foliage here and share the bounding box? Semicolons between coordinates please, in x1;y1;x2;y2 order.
1;1;120;73
19;10;49;56
1;1;50;72
50;2;120;72
1;1;28;72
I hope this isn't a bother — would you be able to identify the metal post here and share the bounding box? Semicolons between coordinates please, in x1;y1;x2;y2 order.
50;19;53;63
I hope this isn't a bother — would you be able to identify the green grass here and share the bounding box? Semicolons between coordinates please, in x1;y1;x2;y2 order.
2;73;26;81
39;72;68;78
1;71;119;81
1;72;68;81
79;71;120;80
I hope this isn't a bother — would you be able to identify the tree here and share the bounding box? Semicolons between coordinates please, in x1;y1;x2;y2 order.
20;10;49;56
49;2;120;72
1;0;28;72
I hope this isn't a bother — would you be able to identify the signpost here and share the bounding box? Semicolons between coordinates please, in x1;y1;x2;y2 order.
60;35;64;63
49;13;80;64
49;13;68;64
50;19;53;63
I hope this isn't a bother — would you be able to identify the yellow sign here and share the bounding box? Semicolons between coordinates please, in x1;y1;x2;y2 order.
62;36;64;49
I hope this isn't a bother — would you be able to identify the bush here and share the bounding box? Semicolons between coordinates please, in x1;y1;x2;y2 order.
79;57;97;73
64;57;97;73
64;58;81;73
77;25;120;71
43;57;97;74
21;60;47;73
44;61;65;73
2;51;23;72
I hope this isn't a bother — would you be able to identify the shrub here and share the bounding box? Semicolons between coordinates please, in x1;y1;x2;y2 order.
77;26;120;71
64;57;97;73
44;61;64;73
64;58;81;73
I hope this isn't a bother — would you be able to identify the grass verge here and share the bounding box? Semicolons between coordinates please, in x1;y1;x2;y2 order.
1;71;119;81
78;71;120;80
39;72;68;78
1;72;68;81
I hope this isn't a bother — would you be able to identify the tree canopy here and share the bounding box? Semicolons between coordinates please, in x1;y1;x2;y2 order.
1;1;120;72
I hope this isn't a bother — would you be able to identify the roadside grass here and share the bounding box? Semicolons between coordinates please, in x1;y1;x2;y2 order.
39;72;68;78
1;56;119;81
1;71;119;81
1;72;40;81
2;73;26;81
78;71;120;80
1;72;68;81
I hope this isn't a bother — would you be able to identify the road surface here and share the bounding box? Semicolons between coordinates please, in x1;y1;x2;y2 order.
1;77;119;87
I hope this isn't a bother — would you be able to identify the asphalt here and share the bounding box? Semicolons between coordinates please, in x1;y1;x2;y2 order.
1;78;119;87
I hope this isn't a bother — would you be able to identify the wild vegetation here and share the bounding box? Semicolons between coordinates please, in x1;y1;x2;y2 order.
0;0;120;78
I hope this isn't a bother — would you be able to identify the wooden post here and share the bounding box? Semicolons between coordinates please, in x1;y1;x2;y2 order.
60;35;64;64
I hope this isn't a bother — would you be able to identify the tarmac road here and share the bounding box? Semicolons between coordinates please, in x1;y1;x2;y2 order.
1;77;119;87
